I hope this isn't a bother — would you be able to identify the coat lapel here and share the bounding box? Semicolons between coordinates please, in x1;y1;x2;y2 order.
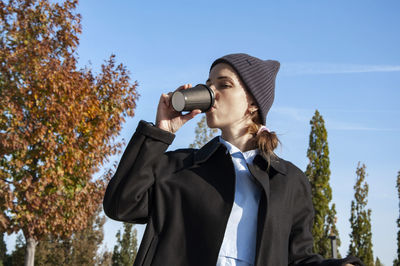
248;154;288;201
247;157;271;266
248;154;287;265
193;136;224;165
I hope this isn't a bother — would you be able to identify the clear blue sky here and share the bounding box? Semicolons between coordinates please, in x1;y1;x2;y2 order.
7;0;400;264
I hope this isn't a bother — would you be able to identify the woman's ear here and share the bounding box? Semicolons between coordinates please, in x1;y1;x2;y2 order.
248;104;258;115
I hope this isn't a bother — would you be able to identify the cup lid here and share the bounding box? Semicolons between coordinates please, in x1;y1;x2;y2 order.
171;91;186;112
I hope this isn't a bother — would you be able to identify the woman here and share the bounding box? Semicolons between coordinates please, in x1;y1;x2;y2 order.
103;53;363;266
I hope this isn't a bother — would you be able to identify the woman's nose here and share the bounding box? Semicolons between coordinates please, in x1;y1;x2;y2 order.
210;85;219;101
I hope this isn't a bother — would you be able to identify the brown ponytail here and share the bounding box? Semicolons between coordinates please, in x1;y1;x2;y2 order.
247;112;280;167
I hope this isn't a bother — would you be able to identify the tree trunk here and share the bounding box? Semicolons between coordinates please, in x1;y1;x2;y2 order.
24;237;38;266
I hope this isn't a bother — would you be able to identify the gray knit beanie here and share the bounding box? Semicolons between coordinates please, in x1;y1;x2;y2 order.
210;53;280;125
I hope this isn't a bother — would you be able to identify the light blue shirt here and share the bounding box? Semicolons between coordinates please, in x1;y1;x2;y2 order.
216;137;262;266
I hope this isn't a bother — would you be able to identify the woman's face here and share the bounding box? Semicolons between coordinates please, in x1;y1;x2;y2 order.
205;63;257;131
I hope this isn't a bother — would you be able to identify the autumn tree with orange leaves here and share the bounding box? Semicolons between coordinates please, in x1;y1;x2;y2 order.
0;0;138;265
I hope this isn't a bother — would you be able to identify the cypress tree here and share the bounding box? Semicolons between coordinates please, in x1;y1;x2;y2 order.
112;223;138;266
326;203;341;258
348;162;374;266
189;115;218;149
69;208;106;265
0;233;6;266
305;110;340;257
4;234;25;266
96;249;113;266
375;257;383;266
395;170;400;266
33;207;106;265
34;236;69;265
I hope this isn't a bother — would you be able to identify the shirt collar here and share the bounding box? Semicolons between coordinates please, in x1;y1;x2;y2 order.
218;136;258;163
192;136;287;176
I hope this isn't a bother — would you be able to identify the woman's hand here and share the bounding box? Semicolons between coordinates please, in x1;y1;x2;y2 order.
155;84;202;133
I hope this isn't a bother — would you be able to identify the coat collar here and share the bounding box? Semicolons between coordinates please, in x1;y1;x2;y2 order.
193;136;287;176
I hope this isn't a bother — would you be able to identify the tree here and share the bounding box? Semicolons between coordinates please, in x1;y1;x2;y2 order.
348;162;373;266
0;1;138;265
34;206;106;265
69;207;106;265
326;203;341;258
0;232;6;266
395;170;400;266
189;115;218;148
33;235;69;265
96;248;113;266
112;223;138;266
305;110;340;257
375;257;383;266
4;234;26;266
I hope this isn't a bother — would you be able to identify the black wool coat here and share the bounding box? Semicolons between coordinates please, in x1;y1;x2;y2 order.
103;120;363;266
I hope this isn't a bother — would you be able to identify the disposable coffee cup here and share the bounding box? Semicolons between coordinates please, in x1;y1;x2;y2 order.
171;84;215;112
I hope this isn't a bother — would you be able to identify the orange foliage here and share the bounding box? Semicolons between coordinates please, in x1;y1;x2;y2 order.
0;0;138;241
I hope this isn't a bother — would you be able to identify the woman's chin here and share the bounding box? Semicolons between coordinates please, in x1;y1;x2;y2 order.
205;115;218;129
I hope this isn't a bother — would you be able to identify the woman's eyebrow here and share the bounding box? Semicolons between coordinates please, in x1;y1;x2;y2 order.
217;76;234;83
206;76;234;84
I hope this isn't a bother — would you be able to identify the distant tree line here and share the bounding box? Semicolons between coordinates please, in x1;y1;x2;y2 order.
0;210;138;266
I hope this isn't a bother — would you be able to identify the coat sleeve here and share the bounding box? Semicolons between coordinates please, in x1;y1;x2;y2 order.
288;171;364;266
103;120;175;223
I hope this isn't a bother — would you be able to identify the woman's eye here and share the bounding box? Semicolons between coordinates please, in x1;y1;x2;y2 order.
219;84;231;88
